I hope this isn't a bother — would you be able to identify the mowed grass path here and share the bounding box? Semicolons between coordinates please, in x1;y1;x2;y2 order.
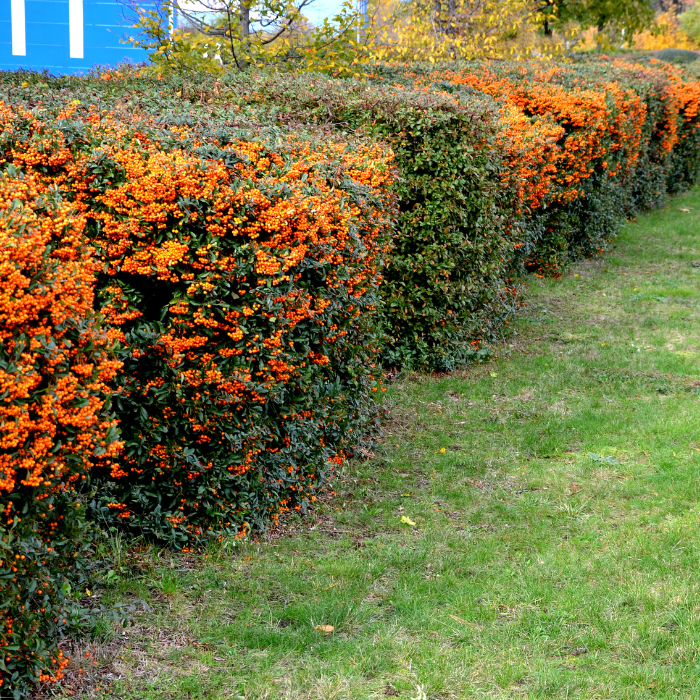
104;191;700;700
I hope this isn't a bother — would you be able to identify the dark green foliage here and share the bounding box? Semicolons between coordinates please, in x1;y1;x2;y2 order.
655;48;700;64
213;73;526;370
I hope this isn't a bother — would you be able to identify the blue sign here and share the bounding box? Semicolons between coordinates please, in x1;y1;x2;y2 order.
0;1;155;74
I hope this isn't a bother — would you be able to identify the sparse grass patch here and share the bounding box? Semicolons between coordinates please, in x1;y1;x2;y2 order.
77;190;700;699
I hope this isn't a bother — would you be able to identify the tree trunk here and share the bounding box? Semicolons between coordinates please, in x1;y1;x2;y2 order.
240;0;250;39
239;0;251;67
596;20;605;52
434;0;443;32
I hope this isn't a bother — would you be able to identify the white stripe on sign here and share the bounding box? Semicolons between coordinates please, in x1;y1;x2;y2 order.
11;0;26;57
69;0;84;59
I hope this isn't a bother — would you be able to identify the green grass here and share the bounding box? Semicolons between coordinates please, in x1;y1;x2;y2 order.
83;192;700;699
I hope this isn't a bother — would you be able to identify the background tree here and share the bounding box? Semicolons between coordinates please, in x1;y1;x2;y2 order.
121;0;368;74
533;0;655;46
679;1;700;44
368;0;539;62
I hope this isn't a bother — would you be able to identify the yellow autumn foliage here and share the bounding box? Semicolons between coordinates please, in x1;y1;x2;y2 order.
634;11;695;50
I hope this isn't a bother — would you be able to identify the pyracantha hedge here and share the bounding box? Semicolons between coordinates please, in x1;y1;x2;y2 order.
1;56;699;697
0;100;396;547
402;58;700;276
0;168;121;697
5;60;697;377
192;60;700;365
212;74;529;371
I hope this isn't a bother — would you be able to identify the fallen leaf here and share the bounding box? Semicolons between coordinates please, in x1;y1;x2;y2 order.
679;208;690;212
436;447;446;454
315;625;334;634
490;372;498;377
401;515;416;526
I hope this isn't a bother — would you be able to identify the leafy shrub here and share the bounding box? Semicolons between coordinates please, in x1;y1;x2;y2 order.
575;58;700;200
390;59;700;274
400;62;649;273
211;60;698;359
21;70;520;371
655;48;700;64
0;168;121;696
646;59;700;194
3;59;698;376
1;58;700;697
0;100;395;546
211;73;528;370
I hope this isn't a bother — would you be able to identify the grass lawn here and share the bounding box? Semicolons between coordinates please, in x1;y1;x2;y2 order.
83;190;700;699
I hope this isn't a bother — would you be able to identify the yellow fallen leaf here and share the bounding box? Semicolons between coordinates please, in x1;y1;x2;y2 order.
401;515;416;526
315;624;334;634
490;372;498;377
436;447;446;454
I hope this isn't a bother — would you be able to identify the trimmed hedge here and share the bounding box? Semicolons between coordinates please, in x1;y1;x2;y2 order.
1;57;700;696
0;99;395;547
399;59;700;274
6;59;696;377
212;74;529;370
193;58;700;360
435;61;655;274
0;168;121;696
15;71;527;372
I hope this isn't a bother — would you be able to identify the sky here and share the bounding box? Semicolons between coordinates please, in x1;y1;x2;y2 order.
178;0;351;27
303;0;350;24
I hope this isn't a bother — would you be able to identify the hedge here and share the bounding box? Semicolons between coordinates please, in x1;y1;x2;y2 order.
0;168;121;696
1;57;700;696
210;74;528;371
474;59;699;256
5;60;696;376
183;58;700;362
2;71;528;371
0;98;395;548
371;59;700;276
